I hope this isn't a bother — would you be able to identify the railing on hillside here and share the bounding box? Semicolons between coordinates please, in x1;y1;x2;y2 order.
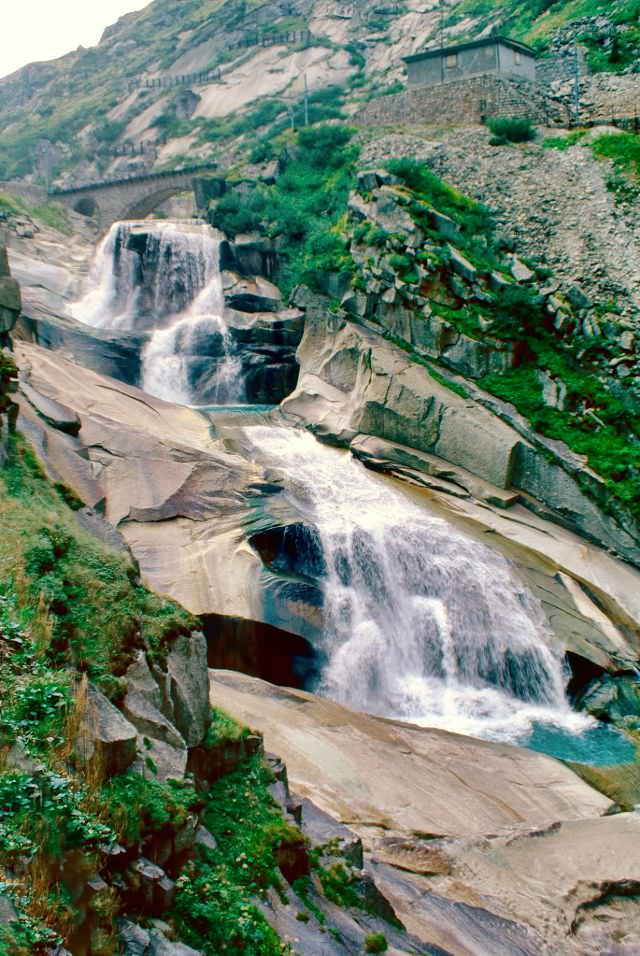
234;29;310;49
128;68;222;92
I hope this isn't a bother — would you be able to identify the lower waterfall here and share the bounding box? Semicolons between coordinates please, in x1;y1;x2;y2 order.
71;220;244;404
244;425;590;744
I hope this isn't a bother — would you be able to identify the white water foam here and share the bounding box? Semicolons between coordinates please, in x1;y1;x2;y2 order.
244;425;591;744
71;220;244;405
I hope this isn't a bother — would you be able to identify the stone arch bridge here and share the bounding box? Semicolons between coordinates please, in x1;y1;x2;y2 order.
49;163;222;231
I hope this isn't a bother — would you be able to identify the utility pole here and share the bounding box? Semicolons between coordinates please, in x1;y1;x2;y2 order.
303;72;309;126
573;45;581;126
439;0;445;49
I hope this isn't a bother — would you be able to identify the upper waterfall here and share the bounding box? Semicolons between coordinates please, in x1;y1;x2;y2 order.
244;425;590;744
70;220;244;405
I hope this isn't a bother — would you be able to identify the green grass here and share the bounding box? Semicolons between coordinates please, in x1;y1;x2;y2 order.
173;752;303;954
479;353;640;516
0;438;197;695
591;132;640;180
0;193;26;218
203;706;248;747
543;130;587;151
101;772;199;845
0;192;71;235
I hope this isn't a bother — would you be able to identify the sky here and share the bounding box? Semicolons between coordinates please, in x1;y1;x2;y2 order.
1;1;151;80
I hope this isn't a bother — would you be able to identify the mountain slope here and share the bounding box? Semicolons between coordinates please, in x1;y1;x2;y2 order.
1;0;639;185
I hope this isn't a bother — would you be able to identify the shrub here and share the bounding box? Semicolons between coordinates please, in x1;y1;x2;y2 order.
365;932;389;953
488;116;536;145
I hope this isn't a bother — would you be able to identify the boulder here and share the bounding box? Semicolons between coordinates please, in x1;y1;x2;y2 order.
447;245;477;282
0;276;21;313
148;931;203;956
128;859;176;916
76;683;138;778
118;918;151;956
165;632;210;748
138;736;188;782
431;209;459;240
222;272;281;313
510;256;535;283
578;674;640;723
123;693;186;749
435;404;519;490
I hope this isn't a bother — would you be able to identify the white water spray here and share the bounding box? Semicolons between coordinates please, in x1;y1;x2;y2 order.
71;221;244;405
244;426;591;744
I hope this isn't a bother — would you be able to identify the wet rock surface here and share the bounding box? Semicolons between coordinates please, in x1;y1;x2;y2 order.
210;670;640;956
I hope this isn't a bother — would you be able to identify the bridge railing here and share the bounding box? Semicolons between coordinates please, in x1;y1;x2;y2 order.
48;162;220;196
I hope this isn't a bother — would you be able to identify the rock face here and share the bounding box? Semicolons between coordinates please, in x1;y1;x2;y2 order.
123;633;211;781
210;671;610;838
76;683;138;778
13;340;640;682
209;671;639;956
14;342;270;619
0;235;21;343
283;313;640;568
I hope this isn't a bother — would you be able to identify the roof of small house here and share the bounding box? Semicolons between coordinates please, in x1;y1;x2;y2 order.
403;36;536;65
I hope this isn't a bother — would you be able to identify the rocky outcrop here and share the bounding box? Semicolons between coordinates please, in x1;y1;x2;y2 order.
0;234;21;345
76;682;138;778
123;633;211;781
13;340;640;680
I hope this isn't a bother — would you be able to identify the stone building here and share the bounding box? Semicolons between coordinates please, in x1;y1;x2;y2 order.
404;36;536;88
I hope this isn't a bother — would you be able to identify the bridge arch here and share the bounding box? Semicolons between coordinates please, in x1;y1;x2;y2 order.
120;184;194;222
49;163;222;233
73;196;99;218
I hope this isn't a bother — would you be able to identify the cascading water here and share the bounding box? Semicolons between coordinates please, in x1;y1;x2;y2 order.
71;220;244;405
244;425;591;744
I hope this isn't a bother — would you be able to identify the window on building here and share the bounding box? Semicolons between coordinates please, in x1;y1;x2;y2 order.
514;51;522;65
485;46;494;58
445;53;458;69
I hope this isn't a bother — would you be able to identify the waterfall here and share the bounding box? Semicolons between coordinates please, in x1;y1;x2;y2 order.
71;221;244;405
244;425;590;744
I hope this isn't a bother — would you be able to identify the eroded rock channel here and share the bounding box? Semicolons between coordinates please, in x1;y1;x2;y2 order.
7;217;640;955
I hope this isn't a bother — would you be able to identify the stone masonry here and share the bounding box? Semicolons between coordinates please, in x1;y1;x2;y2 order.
354;74;571;128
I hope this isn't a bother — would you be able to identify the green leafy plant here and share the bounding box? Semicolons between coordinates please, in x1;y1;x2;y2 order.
488;116;536;145
365;932;389;953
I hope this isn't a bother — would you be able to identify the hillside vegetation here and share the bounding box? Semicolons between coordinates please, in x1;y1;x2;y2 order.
1;0;640;184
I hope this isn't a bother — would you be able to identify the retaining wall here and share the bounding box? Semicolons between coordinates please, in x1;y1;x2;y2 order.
353;75;571;127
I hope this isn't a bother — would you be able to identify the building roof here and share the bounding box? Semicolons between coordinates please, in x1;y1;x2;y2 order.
403;35;536;65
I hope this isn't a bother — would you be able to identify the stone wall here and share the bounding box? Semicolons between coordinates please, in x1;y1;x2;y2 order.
353;75;571;128
0;181;47;207
580;73;640;123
